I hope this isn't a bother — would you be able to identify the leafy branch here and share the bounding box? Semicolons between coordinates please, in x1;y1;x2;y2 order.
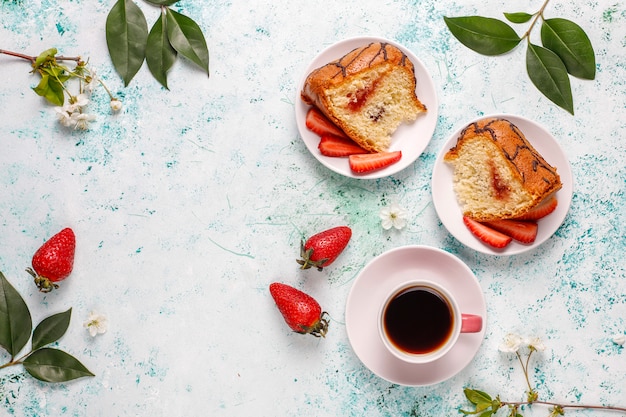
0;48;121;129
0;272;94;382
444;0;595;115
105;0;210;89
460;334;626;416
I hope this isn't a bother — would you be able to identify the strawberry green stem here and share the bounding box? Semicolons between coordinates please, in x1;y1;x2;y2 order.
25;267;59;292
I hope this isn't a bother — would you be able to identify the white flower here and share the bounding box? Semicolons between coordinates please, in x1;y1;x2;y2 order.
54;106;74;127
85;68;99;92
379;202;408;230
71;93;90;108
83;311;108;337
110;98;122;112
525;336;546;352
71;112;96;130
499;333;524;353
612;334;625;346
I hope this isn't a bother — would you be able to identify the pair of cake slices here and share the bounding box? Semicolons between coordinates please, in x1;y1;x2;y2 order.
300;41;562;244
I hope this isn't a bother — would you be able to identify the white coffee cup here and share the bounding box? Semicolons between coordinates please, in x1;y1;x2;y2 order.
378;280;483;364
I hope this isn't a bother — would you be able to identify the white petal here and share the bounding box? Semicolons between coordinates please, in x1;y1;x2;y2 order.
526;336;546;351
110;99;122;112
613;334;625;346
392;217;407;230
499;333;523;353
381;218;393;230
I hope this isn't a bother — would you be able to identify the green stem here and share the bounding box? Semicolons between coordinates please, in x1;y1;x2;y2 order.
0;49;81;63
523;0;551;40
502;400;626;413
516;351;534;394
0;350;32;370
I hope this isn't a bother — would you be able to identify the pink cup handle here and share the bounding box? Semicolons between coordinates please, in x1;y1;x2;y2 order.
461;314;483;333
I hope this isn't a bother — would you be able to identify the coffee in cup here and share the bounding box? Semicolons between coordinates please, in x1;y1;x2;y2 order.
379;280;482;364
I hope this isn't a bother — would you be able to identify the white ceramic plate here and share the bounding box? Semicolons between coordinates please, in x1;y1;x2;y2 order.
295;36;438;179
432;114;573;256
345;245;486;386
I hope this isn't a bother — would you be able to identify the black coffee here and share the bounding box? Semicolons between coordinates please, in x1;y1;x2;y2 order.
383;286;454;354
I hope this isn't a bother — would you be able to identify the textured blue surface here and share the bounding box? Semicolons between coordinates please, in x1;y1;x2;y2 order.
1;0;625;416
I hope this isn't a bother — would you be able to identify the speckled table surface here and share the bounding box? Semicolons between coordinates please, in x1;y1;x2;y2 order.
1;0;625;416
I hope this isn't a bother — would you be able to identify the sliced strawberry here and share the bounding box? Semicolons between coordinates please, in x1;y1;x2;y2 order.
305;107;348;139
318;136;368;157
483;219;538;244
515;197;558;220
349;151;402;173
463;216;512;248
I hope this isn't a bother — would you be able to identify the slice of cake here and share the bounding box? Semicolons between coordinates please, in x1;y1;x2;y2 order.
444;118;562;222
301;42;427;153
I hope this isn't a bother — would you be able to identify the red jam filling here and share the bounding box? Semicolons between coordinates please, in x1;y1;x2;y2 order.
490;161;510;200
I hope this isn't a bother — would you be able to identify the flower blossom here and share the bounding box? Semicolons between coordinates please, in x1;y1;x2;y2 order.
613;334;625;346
71;112;97;130
85;68;99;93
70;93;90;108
110;98;122;112
54;105;75;127
499;333;524;353
83;311;108;337
525;336;546;352
379;202;408;230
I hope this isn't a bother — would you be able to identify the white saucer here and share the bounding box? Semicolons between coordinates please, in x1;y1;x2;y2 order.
432;114;573;255
345;245;486;386
295;36;438;179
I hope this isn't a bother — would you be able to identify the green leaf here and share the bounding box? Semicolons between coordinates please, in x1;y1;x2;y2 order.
33;48;57;69
32;308;72;351
165;8;209;74
444;16;521;56
541;18;596;80
0;272;32;357
106;0;149;86
146;11;177;89
23;348;94;382
504;12;533;24
478;411;494;417
464;388;493;405
32;74;66;106
526;42;574;114
144;0;180;5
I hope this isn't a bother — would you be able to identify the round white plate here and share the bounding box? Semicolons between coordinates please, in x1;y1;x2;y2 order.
432;114;573;256
295;36;438;179
345;245;486;386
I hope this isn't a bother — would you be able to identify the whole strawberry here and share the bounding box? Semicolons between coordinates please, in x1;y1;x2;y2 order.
297;226;351;271
269;282;329;337
26;227;75;292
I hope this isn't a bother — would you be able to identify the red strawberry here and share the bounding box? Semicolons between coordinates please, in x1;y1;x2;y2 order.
297;226;351;271
305;107;348;139
463;216;512;248
515;197;558;220
483;219;538;244
269;282;329;337
349;151;402;173
26;227;75;292
318;136;369;157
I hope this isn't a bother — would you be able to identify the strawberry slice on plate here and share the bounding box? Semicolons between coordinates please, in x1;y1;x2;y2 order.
463;216;512;248
483;219;538;244
318;136;369;157
514;197;558;220
349;151;402;173
305;107;348;139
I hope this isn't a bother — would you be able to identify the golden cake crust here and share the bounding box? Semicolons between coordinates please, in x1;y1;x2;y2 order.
301;42;416;104
444;118;562;221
